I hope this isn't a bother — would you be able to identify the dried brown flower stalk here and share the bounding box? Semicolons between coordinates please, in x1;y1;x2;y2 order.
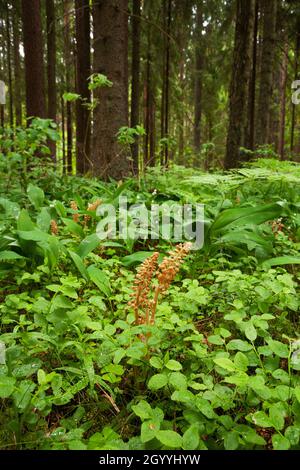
70;200;79;223
128;252;159;325
84;199;102;225
50;219;58;235
129;243;191;328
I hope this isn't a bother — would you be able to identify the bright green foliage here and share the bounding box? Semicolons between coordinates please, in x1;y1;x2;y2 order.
0;127;300;449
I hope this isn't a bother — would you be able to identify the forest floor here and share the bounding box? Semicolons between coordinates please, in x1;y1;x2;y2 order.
0;151;300;450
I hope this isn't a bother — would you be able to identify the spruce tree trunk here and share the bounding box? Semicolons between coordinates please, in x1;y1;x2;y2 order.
75;0;91;174
224;0;255;169
13;1;22;126
92;0;129;180
278;42;288;160
64;0;73;174
6;4;13;127
21;0;46;119
194;1;203;157
256;0;277;146
246;0;258;150
291;20;300;153
164;0;171;166
46;0;57;160
130;0;141;175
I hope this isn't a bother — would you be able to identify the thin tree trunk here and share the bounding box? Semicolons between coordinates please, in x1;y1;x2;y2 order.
75;0;91;174
64;0;73;174
160;0;167;166
46;0;57;161
291;21;300;153
92;0;129;179
247;0;258;150
224;0;255;169
130;0;141;175
21;0;46;119
61;94;66;173
278;42;288;160
13;1;22;126
6;5;13;127
144;50;150;168
194;1;203;157
164;0;171;167
256;0;277;146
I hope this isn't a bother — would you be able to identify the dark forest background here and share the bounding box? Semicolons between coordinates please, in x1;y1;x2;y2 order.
0;0;300;178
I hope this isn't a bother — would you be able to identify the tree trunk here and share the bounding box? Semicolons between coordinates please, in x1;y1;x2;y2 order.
92;0;129;180
61;94;66;173
13;0;22;126
224;0;255;169
256;0;277;146
46;0;57;160
75;0;91;174
246;0;258;150
64;0;73;174
194;1;203;157
278;42;288;160
6;4;13;127
291;20;300;153
164;0;171;167
130;0;141;175
21;0;46;119
143;50;150;168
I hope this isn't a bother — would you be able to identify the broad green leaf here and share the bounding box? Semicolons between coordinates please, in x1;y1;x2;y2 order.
27;184;44;209
294;386;300;404
251;411;273;428
0;376;16;398
227;339;252;352
87;266;111;296
17;209;35;231
182;425;199;450
68;250;89;281
269;404;285;431
267;339;289;358
149;357;164;369
0;250;25;261
168;372;187;390
285;426;300;446
213;357;236;372
148;374;168;390
77;234;100;258
171;390;194;403
196;397;217;419
262;256;300;269
131;400;152;420
224;431;239;450
141;420;160;443
234;352;249;371
156;430;182;448
272;434;290;450
165;359;182;371
245;323;257;341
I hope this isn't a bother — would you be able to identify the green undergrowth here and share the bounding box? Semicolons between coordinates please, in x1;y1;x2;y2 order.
0;122;300;450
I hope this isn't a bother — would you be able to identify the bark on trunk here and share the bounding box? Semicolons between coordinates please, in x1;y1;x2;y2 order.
224;0;255;169
75;0;91;174
92;0;129;180
21;0;46;119
256;0;277;146
130;0;141;175
194;2;203;157
13;1;22;126
46;0;57;160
